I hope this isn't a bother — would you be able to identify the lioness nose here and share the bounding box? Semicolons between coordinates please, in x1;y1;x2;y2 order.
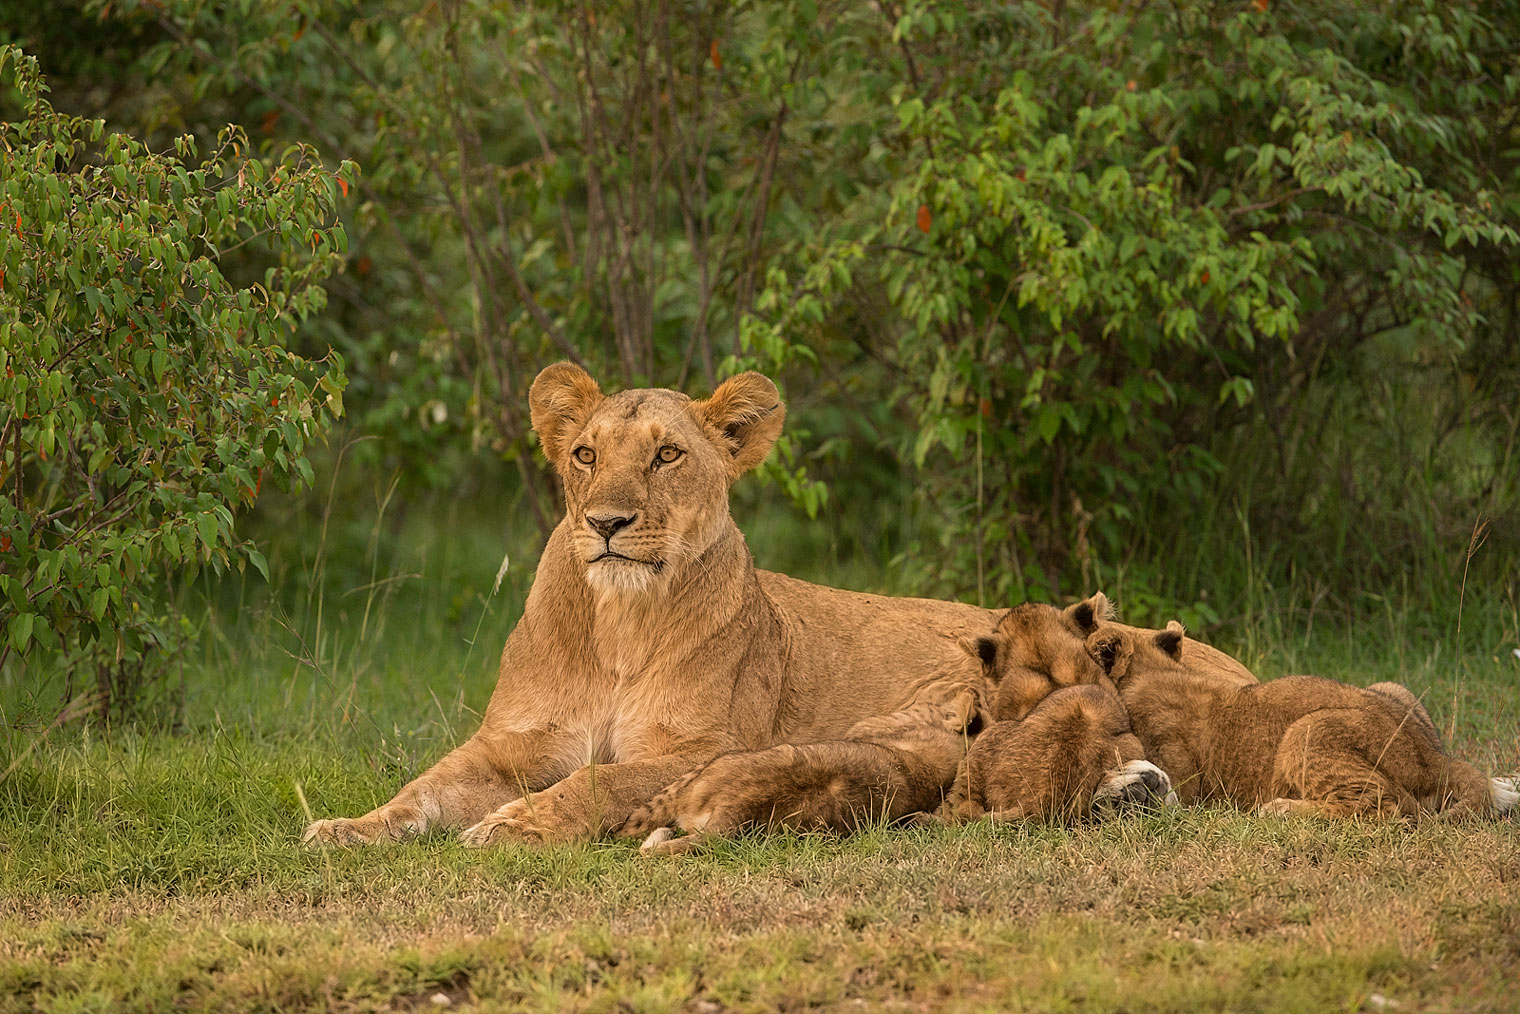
586;512;637;540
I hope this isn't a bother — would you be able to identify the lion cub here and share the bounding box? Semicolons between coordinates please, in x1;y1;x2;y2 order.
621;687;980;855
1087;622;1520;818
942;596;1172;822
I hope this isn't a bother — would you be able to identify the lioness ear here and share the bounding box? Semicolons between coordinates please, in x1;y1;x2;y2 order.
1066;591;1113;634
1154;621;1184;661
1088;631;1130;678
693;372;785;478
529;362;603;469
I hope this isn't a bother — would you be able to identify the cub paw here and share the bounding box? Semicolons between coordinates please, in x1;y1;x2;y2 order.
1490;776;1520;814
639;827;705;856
461;797;576;847
1092;760;1176;814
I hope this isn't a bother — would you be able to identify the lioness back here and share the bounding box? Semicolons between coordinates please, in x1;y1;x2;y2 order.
755;570;993;741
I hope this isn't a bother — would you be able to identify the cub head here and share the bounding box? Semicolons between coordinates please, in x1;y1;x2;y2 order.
1084;620;1185;689
529;362;785;597
963;592;1113;721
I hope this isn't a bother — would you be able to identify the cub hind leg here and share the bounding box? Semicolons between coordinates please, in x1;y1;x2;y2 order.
1264;710;1415;818
620;766;706;839
1366;681;1442;750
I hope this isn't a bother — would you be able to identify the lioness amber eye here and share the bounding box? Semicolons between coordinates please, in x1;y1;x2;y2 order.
573;446;596;466
655;445;683;465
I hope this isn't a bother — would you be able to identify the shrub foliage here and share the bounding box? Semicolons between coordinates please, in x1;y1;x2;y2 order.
7;1;1519;645
0;47;349;713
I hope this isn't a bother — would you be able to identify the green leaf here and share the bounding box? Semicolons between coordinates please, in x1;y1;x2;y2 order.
8;612;34;652
196;512;219;552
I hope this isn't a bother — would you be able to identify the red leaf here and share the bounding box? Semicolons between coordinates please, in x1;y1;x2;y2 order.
338;177;349;198
1253;0;1268;10
1200;269;1211;285
1;535;11;553
710;40;722;70
916;204;932;233
1015;169;1027;183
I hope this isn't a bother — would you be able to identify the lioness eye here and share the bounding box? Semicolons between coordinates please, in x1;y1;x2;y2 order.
573;446;596;466
655;445;683;466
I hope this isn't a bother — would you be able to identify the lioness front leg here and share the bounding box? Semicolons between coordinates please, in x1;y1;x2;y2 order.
302;730;544;845
461;751;719;847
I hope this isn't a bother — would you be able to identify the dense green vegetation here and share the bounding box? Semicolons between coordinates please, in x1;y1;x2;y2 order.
4;4;1516;702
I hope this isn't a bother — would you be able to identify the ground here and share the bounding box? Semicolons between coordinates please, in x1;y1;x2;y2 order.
2;580;1518;1013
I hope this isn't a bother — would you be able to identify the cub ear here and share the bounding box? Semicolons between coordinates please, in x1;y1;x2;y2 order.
948;688;980;733
1087;630;1131;678
692;372;785;478
1154;621;1185;660
1066;591;1114;634
529;362;603;469
960;635;1001;674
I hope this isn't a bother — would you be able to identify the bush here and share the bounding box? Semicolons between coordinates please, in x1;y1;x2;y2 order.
0;46;349;717
16;3;1520;631
746;1;1520;609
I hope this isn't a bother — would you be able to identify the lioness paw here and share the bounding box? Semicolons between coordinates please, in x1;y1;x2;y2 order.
302;815;391;847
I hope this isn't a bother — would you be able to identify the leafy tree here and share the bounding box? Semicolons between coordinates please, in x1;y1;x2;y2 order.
19;1;1520;630
0;46;349;715
746;1;1520;608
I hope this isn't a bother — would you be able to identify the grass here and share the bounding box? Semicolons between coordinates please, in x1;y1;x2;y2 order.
2;492;1519;1013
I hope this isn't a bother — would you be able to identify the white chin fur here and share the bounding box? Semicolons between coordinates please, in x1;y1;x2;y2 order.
585;558;662;597
1491;776;1519;813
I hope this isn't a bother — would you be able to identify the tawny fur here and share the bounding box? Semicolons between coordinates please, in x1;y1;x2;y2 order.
303;363;999;847
1088;622;1504;819
944;595;1157;822
946;683;1149;823
940;593;1262;823
621;690;979;854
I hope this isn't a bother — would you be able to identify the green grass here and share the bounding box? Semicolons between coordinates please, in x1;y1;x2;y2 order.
3;493;1519;1013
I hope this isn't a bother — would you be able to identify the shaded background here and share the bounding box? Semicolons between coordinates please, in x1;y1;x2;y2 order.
4;0;1519;720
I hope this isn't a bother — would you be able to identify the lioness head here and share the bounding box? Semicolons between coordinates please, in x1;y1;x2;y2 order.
964;592;1113;721
529;362;785;597
1084;621;1185;688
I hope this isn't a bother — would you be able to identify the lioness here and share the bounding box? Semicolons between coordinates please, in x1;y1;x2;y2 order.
621;687;980;855
303;363;997;846
1087;622;1520;818
943;597;1172;821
